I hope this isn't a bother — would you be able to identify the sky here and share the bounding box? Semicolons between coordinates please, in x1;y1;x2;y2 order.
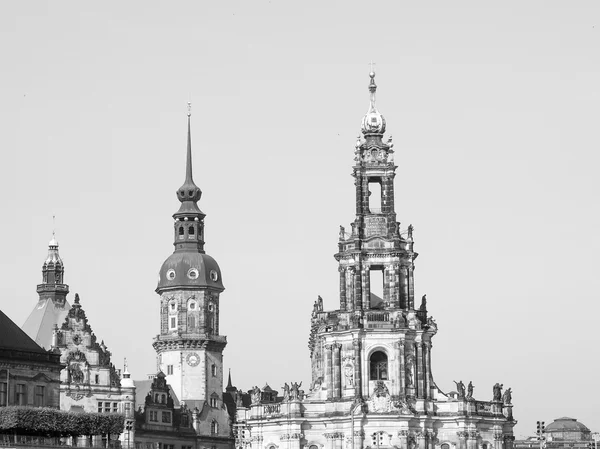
0;0;599;438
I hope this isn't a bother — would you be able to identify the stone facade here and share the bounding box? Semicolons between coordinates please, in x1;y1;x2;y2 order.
234;72;516;449
0;309;62;409
51;293;135;447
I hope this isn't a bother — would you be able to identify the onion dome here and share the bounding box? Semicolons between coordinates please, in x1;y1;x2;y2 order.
361;71;386;135
44;235;63;267
157;251;223;291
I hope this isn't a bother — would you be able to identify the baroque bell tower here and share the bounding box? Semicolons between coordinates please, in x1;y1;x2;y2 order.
153;106;228;428
309;71;437;407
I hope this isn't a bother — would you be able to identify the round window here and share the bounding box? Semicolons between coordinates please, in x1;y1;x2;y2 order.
189;302;196;310
166;269;176;280
188;268;199;280
210;270;218;281
170;302;176;311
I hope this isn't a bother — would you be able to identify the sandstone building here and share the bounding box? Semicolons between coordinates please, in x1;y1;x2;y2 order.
234;72;516;449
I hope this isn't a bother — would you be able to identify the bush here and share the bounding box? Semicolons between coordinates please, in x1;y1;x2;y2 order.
0;407;125;437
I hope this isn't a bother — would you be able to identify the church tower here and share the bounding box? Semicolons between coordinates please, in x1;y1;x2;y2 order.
23;235;71;349
307;70;436;406
235;71;515;449
153;107;228;426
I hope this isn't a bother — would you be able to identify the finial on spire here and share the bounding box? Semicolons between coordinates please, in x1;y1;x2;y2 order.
187;101;192;117
361;65;386;135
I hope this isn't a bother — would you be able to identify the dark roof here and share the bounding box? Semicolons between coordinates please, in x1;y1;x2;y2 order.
22;298;70;349
0;309;48;354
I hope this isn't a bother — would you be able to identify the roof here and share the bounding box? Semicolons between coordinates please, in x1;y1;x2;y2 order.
22;298;70;349
546;417;591;433
0;309;51;355
134;379;181;409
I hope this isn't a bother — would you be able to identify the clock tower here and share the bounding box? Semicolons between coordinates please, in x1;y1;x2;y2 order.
153;107;228;427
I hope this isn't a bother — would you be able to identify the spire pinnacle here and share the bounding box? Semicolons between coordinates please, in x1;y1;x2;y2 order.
176;104;203;209
361;66;386;135
227;368;232;389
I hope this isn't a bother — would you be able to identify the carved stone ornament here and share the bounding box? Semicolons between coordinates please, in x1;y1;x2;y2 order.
324;432;345;440
66;349;87;364
367;381;391;413
457;432;468;440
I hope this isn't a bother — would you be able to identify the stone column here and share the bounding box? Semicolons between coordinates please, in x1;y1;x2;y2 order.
423;342;431;399
353;339;362;398
333;343;342;399
493;432;503;449
416;432;426;449
354;266;363;310
390;264;400;308
416;342;424;398
325;344;333;400
347;267;355;310
393;340;403;396
400;265;409;309
425;430;436;449
398;431;409;449
353;431;364;449
339;267;347;310
362;266;370;309
467;432;479;449
407;265;415;309
504;436;515;449
457;432;468;449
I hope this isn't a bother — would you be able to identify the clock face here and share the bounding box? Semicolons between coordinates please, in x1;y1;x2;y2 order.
186;352;200;367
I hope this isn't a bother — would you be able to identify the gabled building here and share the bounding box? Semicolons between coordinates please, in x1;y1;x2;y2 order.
234;72;516;449
0;309;62;408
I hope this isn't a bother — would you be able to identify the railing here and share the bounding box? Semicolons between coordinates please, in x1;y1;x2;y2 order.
263;404;280;415
366;312;390;322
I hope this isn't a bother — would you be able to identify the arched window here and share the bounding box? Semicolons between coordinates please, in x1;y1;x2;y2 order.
188;226;195;235
211;420;218;435
188;316;196;329
441;444;450;449
370;351;388;380
178;226;184;237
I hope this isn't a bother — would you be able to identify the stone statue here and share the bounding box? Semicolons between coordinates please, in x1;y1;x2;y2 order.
493;383;503;402
467;381;474;399
235;389;244;408
69;364;84;384
339;225;345;241
407;224;414;239
420;295;427;311
453;380;466;398
251;386;261;405
502;387;512;405
344;364;354;386
354;135;361;161
405;364;414;387
282;382;290;401
290;381;302;400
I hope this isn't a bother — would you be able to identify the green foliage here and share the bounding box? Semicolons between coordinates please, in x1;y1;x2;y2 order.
0;407;125;437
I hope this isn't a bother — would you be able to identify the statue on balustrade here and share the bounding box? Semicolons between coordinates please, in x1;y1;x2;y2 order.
492;383;503;402
502;387;512;405
453;380;466;398
467;381;474;399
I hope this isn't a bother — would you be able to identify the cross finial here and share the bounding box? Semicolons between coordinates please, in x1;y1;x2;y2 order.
52;215;56;240
187;101;192;117
369;61;376;76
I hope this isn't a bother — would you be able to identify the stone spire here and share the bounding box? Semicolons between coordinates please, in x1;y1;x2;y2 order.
175;103;204;218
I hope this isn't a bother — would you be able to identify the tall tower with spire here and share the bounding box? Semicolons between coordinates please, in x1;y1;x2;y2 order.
22;235;71;349
153;107;230;439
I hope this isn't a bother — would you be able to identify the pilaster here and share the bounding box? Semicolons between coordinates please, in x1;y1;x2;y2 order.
333;343;342;399
353;339;362;398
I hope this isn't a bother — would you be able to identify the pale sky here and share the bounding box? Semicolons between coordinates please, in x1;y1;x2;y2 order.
1;1;599;438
